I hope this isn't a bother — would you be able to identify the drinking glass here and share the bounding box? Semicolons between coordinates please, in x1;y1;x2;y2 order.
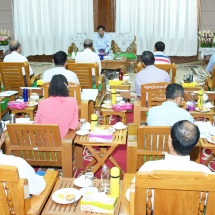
80;118;86;130
85;172;94;187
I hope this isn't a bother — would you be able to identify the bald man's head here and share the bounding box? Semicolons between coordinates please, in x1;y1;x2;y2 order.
9;40;21;52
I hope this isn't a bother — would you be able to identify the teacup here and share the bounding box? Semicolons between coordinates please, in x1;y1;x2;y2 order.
123;75;130;82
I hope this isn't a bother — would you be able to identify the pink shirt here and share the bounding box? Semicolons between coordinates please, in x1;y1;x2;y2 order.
34;97;78;138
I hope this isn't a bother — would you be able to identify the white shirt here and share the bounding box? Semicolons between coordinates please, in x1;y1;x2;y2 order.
147;101;194;126
4;51;34;76
75;49;102;75
43;67;79;84
0;150;46;195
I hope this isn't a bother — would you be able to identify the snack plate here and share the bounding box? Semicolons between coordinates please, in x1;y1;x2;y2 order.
27;102;38;107
195;107;210;112
52;188;81;204
207;136;215;144
76;130;89;136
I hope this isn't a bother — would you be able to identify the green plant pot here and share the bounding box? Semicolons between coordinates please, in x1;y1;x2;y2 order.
200;43;212;48
0;41;9;46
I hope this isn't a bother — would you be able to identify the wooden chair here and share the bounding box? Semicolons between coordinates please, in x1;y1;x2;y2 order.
129;170;215;215
5;124;76;177
127;125;170;173
134;82;168;125
0;62;41;91
0;165;59;215
67;62;106;111
42;82;93;122
134;62;176;83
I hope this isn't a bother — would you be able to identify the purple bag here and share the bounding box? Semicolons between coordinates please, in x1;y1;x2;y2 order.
7;101;27;110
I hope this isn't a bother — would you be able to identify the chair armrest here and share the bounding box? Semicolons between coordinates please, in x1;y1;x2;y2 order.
127;125;138;173
28;170;59;215
30;74;42;85
61;129;76;177
207;77;213;89
2;132;11;155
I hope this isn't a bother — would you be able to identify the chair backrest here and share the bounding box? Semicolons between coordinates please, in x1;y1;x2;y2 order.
0;62;31;90
134;126;170;172
130;170;215;215
0;165;30;215
42;82;81;106
67;62;99;89
206;64;215;91
141;82;168;107
136;62;176;83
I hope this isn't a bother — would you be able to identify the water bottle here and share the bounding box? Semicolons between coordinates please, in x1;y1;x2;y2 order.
110;167;120;198
101;164;110;193
23;88;28;102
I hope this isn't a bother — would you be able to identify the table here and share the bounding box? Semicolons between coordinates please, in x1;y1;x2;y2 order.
74;125;127;174
101;108;127;124
42;177;121;215
199;47;215;66
189;108;215;123
101;56;127;73
118;173;135;215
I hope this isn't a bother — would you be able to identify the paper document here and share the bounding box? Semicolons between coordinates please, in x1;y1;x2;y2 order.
81;89;98;101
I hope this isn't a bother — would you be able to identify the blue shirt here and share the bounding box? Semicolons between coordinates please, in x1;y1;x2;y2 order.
93;33;111;54
147;101;194;126
206;52;215;72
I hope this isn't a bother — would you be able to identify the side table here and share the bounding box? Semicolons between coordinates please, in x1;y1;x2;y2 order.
11;105;37;121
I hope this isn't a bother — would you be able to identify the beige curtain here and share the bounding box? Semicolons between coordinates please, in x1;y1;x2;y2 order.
197;0;202;31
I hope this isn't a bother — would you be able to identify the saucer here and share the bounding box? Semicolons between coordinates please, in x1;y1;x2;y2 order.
76;130;89;136
112;122;127;130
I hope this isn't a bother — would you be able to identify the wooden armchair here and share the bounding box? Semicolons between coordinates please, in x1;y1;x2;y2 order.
127;125;170;173
206;64;215;91
5;124;76;177
0;62;41;91
134;82;168;125
42;82;93;121
129;170;215;215
67;62;106;111
134;62;176;83
0;166;58;215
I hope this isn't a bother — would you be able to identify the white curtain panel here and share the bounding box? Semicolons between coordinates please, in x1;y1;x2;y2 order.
116;0;198;56
13;0;94;56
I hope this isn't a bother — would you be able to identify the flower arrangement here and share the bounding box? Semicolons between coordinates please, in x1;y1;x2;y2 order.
197;30;215;48
0;29;10;46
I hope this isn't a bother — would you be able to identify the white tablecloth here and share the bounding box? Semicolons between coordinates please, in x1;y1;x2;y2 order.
199;47;215;59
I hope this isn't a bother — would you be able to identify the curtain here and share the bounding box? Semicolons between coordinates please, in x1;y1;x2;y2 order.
116;0;198;56
12;0;94;56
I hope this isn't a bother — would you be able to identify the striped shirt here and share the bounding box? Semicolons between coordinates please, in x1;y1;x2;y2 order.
154;51;171;64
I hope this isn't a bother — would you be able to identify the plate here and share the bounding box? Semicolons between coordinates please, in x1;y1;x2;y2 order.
195;107;210;112
80;187;98;196
74;175;92;188
207;136;215;144
101;104;112;109
27;102;38;107
52;188;81;204
112;122;127;130
76;130;89;136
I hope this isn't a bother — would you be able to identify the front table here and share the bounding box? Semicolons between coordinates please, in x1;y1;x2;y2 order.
42;177;122;215
101;56;127;73
74;125;127;174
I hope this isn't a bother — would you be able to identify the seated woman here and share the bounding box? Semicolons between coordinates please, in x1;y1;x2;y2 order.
34;74;78;138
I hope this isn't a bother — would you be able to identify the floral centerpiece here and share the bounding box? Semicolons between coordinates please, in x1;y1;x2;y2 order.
0;29;10;46
197;30;215;48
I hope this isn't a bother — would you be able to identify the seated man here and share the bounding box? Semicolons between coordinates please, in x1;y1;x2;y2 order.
0;121;46;195
154;41;171;64
93;25;111;56
75;38;102;75
43;51;79;84
4;40;34;85
138;120;211;173
206;52;215;73
135;51;170;96
147;83;193;126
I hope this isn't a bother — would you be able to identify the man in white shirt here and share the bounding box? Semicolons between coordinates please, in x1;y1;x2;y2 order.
4;40;34;85
138;120;211;173
154;41;171;64
75;38;102;75
43;51;79;84
147;83;193;126
0;121;46;195
93;25;111;55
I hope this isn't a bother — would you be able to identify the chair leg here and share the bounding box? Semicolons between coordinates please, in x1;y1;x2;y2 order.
203;154;215;166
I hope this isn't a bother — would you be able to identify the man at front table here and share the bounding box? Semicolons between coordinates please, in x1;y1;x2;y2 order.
0;121;46;195
206;52;215;73
93;25;111;56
